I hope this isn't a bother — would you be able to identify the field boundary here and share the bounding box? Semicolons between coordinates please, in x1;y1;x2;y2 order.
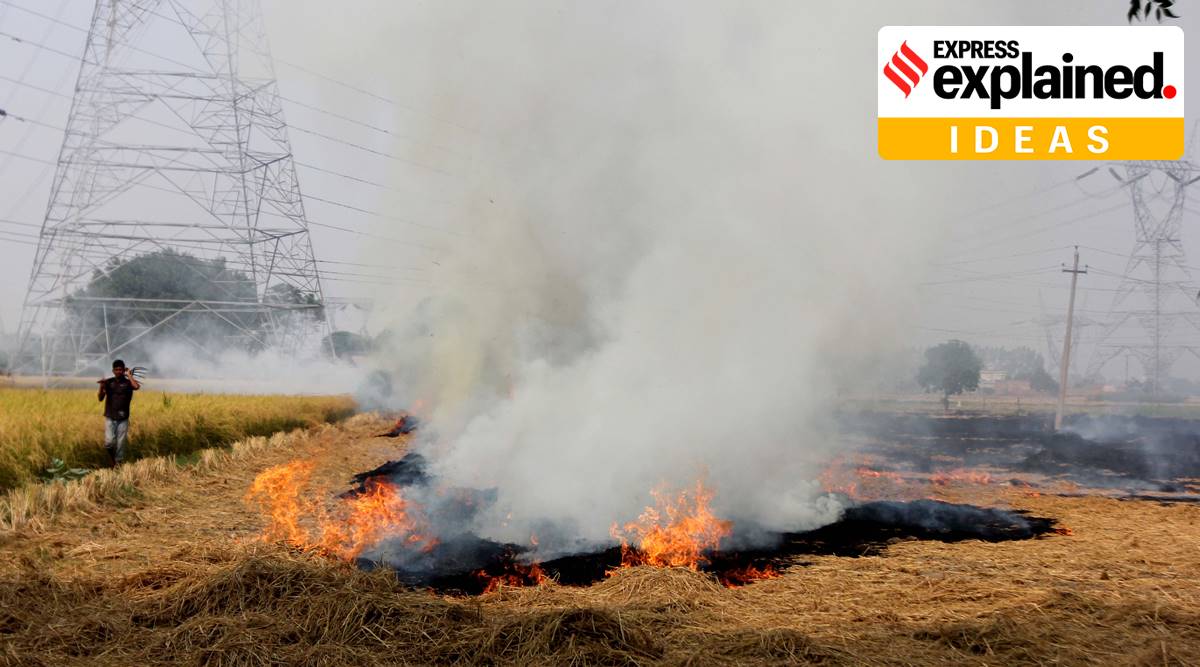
0;413;377;534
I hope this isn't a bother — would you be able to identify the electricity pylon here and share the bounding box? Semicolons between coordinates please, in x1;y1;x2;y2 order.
1084;155;1200;396
16;0;331;376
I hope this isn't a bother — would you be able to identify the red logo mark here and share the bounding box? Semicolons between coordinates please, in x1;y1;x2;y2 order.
883;41;928;98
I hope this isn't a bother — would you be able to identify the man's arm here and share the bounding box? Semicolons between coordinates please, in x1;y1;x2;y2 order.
128;376;141;390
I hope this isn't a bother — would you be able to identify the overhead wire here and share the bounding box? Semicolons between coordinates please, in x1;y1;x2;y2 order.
948;198;1132;257
0;19;462;189
6;226;431;287
0;0;72;175
942;180;1128;253
0;3;476;284
0;214;429;275
0;108;456;248
0;146;448;264
0;0;468;153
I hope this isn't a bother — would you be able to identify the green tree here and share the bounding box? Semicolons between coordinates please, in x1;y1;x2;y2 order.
67;249;317;359
81;248;256;299
322;330;372;359
917;340;983;409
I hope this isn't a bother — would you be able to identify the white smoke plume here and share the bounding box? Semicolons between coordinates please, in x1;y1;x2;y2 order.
329;1;977;552
144;341;363;396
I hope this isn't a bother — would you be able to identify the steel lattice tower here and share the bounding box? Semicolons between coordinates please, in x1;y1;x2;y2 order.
1086;159;1200;395
16;0;330;376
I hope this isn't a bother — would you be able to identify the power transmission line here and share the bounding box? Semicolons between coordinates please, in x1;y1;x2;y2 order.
16;0;336;376
0;20;463;181
1081;159;1200;394
0;0;471;148
0;73;459;223
0;140;451;252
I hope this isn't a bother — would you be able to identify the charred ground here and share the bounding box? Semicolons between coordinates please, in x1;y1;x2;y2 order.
1;413;1198;665
347;452;1058;595
841;410;1200;495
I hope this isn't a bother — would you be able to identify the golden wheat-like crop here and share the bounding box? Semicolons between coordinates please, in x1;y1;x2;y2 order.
0;388;355;490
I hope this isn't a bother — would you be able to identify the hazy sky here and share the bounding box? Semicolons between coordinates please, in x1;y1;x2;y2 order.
0;0;1197;383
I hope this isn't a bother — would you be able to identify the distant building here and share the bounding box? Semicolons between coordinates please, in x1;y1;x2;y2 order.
979;369;1008;388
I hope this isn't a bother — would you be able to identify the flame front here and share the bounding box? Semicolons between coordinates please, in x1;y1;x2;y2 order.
719;563;781;588
246;460;434;560
474;561;549;594
319;477;436;559
819;456;1004;502
611;480;732;569
930;469;992;486
246;460;317;547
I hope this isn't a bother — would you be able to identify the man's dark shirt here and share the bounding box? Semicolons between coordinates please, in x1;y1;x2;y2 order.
102;376;136;421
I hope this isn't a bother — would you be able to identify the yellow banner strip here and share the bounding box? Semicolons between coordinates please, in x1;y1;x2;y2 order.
878;117;1184;160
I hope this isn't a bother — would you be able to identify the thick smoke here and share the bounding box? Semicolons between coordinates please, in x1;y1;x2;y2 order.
351;3;956;552
144;340;363;396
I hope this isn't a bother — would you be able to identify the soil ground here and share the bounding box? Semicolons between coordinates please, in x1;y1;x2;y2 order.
1;415;1198;665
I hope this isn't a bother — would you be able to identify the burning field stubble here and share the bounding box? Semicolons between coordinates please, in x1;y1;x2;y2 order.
3;414;1200;665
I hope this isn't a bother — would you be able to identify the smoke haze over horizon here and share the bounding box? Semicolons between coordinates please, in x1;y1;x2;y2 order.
3;1;1200;544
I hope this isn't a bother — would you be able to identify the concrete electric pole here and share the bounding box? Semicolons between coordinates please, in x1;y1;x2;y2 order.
1055;247;1087;431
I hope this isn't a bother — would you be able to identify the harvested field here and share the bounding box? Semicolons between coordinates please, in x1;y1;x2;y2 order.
2;415;1198;666
0;387;355;490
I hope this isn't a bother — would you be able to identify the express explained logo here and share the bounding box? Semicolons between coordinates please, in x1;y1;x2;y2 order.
882;39;1177;108
882;41;929;98
877;27;1184;160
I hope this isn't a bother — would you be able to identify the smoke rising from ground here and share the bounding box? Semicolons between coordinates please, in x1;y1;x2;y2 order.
143;341;363;395
352;2;957;551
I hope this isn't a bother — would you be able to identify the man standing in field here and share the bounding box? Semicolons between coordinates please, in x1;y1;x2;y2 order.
97;359;140;466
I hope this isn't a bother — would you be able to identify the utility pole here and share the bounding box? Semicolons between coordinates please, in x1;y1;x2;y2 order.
1056;247;1087;431
1153;238;1162;398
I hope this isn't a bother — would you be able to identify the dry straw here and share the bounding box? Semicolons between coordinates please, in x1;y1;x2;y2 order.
5;536;1197;666
0;423;344;533
2;414;1198;665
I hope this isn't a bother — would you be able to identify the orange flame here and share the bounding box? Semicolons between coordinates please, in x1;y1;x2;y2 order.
409;398;429;419
856;467;905;483
318;478;436;559
930;469;993;486
819;457;857;497
246;460;317;547
820;458;917;501
719;563;781;588
474;562;548;593
246;460;435;560
611;480;732;569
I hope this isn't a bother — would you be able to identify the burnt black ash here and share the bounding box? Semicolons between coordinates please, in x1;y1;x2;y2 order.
842;411;1200;494
341;453;429;498
376;415;419;438
345;453;1056;595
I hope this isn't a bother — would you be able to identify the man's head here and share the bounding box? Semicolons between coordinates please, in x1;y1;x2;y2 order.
112;360;126;377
